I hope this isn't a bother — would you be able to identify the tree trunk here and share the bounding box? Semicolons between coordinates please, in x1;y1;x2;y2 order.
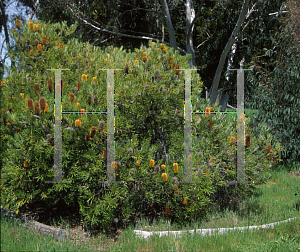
186;0;196;68
208;0;250;107
159;0;177;51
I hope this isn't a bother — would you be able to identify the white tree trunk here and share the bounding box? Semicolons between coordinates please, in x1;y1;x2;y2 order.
208;0;250;107
186;0;196;68
159;0;177;50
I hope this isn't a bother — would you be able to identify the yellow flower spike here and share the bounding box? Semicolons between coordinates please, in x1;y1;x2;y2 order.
205;107;210;117
37;44;42;52
19;93;24;101
163;47;167;52
44;103;49;113
1;81;5;86
150;159;154;168
173;163;178;173
182;198;188;205
80;109;85;118
210;158;214;164
28;21;33;30
16;19;21;29
136;161;140;167
162;173;168;182
75;119;81;127
135;60;139;64
92;77;97;83
161;164;166;170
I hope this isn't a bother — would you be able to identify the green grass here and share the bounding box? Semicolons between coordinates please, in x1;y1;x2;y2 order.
1;108;300;251
1;162;299;251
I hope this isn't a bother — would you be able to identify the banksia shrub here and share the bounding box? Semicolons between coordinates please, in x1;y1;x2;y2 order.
37;44;42;52
150;159;154;168
162;173;168;182
39;97;46;110
48;78;53;91
69;93;75;103
77;82;81;91
245;135;251;147
161;164;166;170
34;83;40;95
90;126;97;138
16;19;21;29
27;98;33;110
173;163;178;173
75;119;81;127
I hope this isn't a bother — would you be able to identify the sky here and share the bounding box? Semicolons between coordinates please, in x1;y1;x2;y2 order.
1;0;37;79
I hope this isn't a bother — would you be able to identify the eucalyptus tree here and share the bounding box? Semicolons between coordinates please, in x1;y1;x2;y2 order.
244;0;300;166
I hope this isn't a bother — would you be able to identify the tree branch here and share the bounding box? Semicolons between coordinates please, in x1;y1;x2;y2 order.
28;0;40;21
186;0;205;45
65;2;186;54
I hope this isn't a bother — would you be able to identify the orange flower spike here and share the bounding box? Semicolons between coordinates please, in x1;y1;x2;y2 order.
75;119;81;127
28;21;33;30
30;49;34;55
37;44;42;52
39;97;46;110
48;78;53;91
69;93;75;103
34;83;40;95
27;99;33;110
80;109;85;118
16;19;21;29
183;198;188;205
205;107;210;118
44;103;49;113
77;82;81;91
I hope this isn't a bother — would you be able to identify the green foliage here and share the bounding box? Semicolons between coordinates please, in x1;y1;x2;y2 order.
0;19;286;234
245;0;300;167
